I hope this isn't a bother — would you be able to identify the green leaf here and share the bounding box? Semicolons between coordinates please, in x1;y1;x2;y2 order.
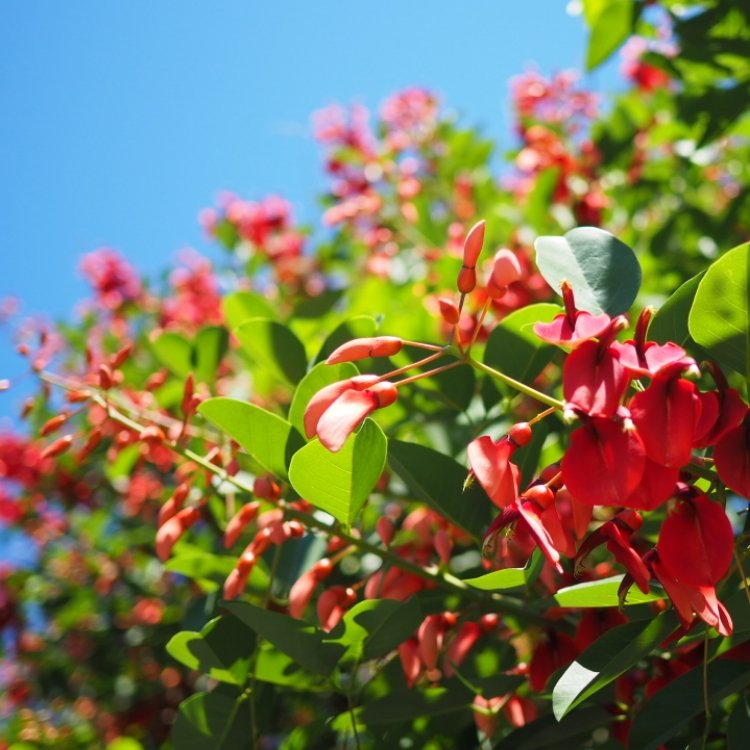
234;318;308;384
166;616;255;685
171;689;252;750
688;242;750;380
288;361;359;439
629;660;750;749
314;316;378;364
223;601;344;676
494;706;611;750
151;331;193;377
198;397;304;480
484;303;560;383
534;227;642;316
106;740;144;750
388;439;493;541
649;271;704;346
729;694;750;750
463;551;543;591
552;611;677;719
327;597;423;662
553;576;665;608
360;675;523;725
221;291;277;330
254;646;327;690
289;419;386;528
586;0;634;71
193;326;229;385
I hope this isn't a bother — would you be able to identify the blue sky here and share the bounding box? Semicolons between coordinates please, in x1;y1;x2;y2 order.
0;1;620;419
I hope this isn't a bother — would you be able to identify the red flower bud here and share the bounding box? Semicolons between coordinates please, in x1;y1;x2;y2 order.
326;336;403;364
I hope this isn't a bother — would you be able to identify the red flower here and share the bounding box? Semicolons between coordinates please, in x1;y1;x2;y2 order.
629;363;699;468
714;410;750;499
304;375;397;451
466;435;520;508
534;282;611;349
562;417;645;508
658;493;734;588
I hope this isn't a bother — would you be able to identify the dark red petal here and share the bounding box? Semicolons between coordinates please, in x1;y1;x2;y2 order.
693;391;720;448
714;413;750;499
658;494;734;587
630;374;697;467
516;500;563;573
316;389;379;452
562;418;645;507
467;436;519;508
563;340;628;418
622;458;679;511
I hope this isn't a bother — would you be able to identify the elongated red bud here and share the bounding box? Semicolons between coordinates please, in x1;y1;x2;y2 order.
98;364;113;390
66;389;91;403
110;343;133;369
40;412;71;437
77;428;102;461
462;220;486;267
145;370;169;391
326;336;403;364
457;266;477;295
156;506;201;561
437;298;460;325
486;249;523;298
376;517;395;546
41;434;74;459
224;501;261;549
181;374;195;417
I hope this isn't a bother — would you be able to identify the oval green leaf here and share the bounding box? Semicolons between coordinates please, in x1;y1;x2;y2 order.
553;575;665;608
484;303;560;383
234;317;308;384
552;611;676;719
198;397;304;480
388;439;493;541
534;227;642;315
288;418;386;529
688;242;750;380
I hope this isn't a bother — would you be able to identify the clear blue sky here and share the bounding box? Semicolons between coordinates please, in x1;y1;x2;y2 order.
0;1;619;419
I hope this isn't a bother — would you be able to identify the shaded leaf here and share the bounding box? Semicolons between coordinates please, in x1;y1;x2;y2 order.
326;597;423;662
629;660;750;749
649;271;704;346
223;601;344;676
484;303;560;383
235;318;308;384
171;689;252;750
388;439;493;541
166;616;255;686
552;611;676;719
221;291;277;330
534;227;642;316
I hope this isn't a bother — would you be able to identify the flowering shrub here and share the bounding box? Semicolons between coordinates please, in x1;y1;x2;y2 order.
2;2;750;748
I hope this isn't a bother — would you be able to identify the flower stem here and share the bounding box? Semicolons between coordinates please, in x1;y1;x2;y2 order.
468;358;564;410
